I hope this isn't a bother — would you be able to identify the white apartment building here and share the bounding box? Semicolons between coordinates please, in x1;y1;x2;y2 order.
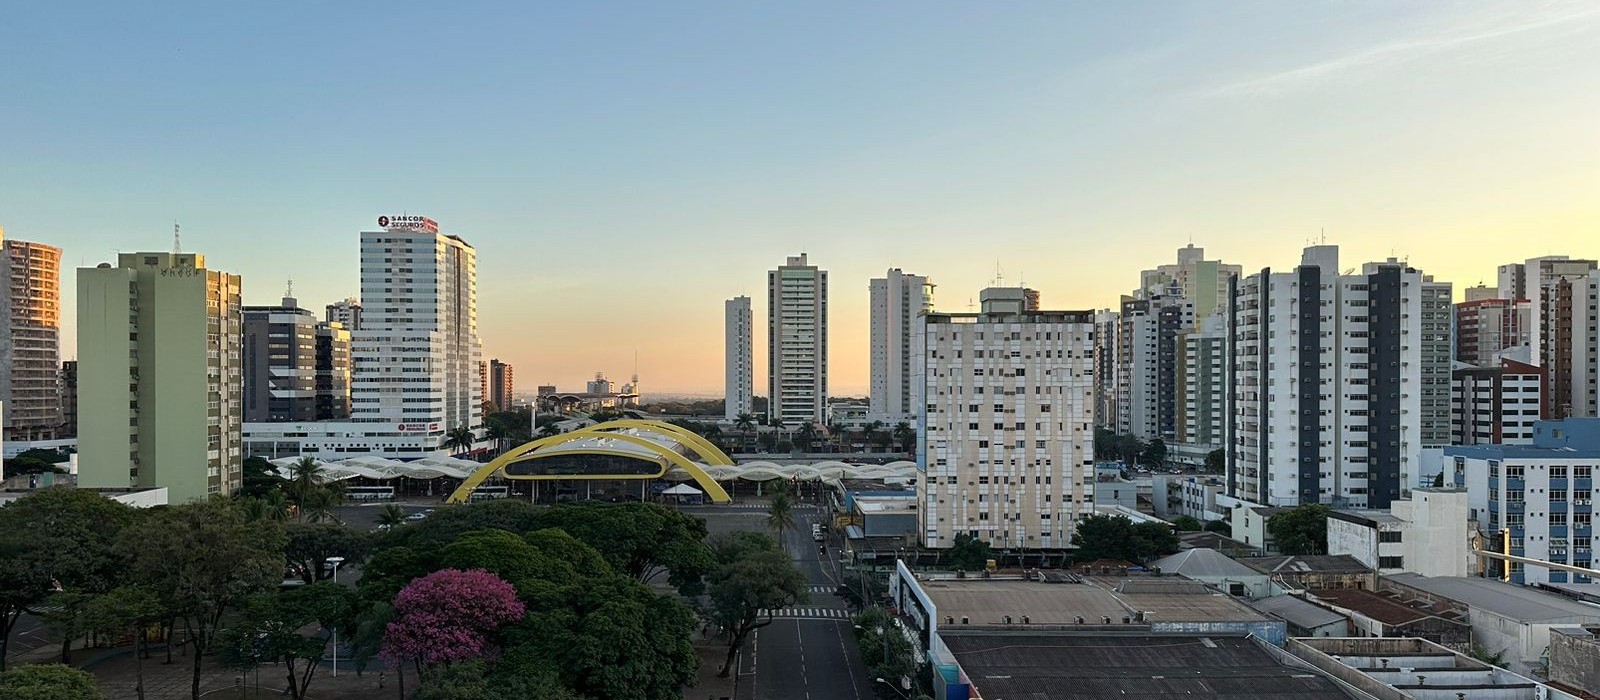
1509;258;1600;419
1140;244;1242;322
1451;418;1600;586
724;296;753;421
768;254;827;426
1093;309;1119;432
914;292;1096;550
1114;283;1194;442
78;251;243;503
869;269;933;424
1452;356;1542;446
1327;488;1471;578
1229;245;1453;509
325;297;362;330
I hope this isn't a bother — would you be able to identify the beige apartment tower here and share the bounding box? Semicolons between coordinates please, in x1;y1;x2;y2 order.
914;292;1097;550
1;231;65;441
77;252;243;502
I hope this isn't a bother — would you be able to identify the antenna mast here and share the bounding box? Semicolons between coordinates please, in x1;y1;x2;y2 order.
173;222;181;253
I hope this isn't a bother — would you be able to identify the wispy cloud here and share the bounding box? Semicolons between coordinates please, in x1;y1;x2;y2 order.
1206;2;1600;98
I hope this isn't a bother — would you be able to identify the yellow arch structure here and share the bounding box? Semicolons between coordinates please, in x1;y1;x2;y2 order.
588;419;735;466
446;422;733;504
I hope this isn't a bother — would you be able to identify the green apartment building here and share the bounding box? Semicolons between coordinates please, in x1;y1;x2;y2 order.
77;252;243;503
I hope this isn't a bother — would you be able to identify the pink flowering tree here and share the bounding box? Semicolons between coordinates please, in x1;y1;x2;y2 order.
381;569;525;671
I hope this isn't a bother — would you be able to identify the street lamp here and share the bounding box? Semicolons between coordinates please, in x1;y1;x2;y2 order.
875;677;910;699
325;556;346;677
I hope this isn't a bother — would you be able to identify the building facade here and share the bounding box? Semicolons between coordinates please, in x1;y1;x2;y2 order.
243;296;321;423
1175;314;1228;457
348;216;482;453
1455;294;1530;366
1140;244;1242;322
724;296;753;421
767;254;827;426
77;251;243;502
1114;284;1194;442
1;235;64;441
59;360;77;437
869;269;933;423
325;297;361;331
914;292;1096;550
1452;418;1600;585
1501;256;1600;419
316;322;352;419
1451;357;1541;446
1229;246;1452;509
487;358;513;411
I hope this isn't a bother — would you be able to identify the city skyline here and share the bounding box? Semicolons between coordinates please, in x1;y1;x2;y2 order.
4;2;1598;394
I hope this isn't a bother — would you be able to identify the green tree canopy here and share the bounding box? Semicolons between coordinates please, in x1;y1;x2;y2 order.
1071;515;1180;563
284;522;369;585
1204;448;1225;474
219;583;357;700
1266;504;1331;555
946;534;994;572
529;502;714;595
1170;515;1204;532
121;498;286;700
706;532;806;678
0;664;104;700
1140;439;1168;469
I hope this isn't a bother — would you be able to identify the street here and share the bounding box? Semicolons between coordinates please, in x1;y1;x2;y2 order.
687;502;875;700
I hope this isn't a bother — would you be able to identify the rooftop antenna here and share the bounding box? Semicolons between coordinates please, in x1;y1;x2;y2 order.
994;261;1005;287
1320;227;1327;245
173;222;181;253
285;277;294;298
967;297;975;312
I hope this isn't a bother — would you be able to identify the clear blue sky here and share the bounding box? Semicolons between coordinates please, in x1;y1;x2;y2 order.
4;1;1597;393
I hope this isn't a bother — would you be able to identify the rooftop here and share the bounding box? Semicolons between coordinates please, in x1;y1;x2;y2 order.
1244;555;1373;575
1329;510;1405;527
1249;595;1350;631
918;576;1267;628
1309;588;1465;627
942;632;1355;700
1152;548;1265;579
1387;573;1600;623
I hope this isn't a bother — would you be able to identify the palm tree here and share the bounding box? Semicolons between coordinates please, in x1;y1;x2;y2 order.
286;457;325;517
377;503;407;529
538;422;562;438
259;490;291;522
767;484;796;545
893;422;916;453
795;422;818;451
443;425;475;455
300;488;342;524
485;421;510;454
735;412;757;452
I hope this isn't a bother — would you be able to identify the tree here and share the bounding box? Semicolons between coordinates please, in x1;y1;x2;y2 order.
382;569;525;671
84;586;164;700
529;502;714;595
735;413;757;450
443;426;477;455
1170;515;1204;532
1267;504;1331;555
1071;514;1179;563
946;534;994;572
1204;519;1232;535
0;488;137;670
284;522;369;585
794;422;818;450
766;484;796;544
1432;472;1446;488
378;503;409;529
413;659;581;700
1140;438;1168;470
707;533;806;677
381;499;544;551
485;421;511;454
1204;448;1225;474
219;583;356;700
239;455;282;499
121;498;286;700
0;664;103;700
893;422;916;452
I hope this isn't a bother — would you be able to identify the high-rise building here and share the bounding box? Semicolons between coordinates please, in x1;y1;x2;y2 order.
1140;244;1242;321
586;372;615;395
59;360;77;438
0;233;65;441
243;294;320;423
1455;295;1530;367
1175;314;1228;453
1511;257;1600;419
325;297;361;331
869;269;933;423
1451;356;1541;446
77;251;243;502
915;291;1096;550
1092;310;1120;432
315;322;352;420
724;296;753;421
1228;246;1452;509
488;359;514;411
1114;284;1194;442
767;254;827;426
349;216;482;451
1451;418;1600;585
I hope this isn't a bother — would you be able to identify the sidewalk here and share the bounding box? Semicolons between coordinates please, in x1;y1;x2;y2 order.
684;626;736;700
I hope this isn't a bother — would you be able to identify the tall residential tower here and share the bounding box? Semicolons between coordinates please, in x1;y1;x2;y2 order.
767;254;827;426
869;269;933;423
725;296;753;421
1;232;65;441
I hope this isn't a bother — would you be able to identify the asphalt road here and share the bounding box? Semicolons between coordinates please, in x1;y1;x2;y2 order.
686;502;874;700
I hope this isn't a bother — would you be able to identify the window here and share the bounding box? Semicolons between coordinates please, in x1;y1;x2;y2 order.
1378;531;1403;543
1378;556;1405;569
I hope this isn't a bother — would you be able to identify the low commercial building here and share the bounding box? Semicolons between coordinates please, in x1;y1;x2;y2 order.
1306;588;1471;648
1326;488;1472;578
1243;555;1377;592
1247;594;1351;637
1549;625;1600;697
1286;636;1585;700
1231;504;1291;554
1151;548;1274;598
1383;572;1600;675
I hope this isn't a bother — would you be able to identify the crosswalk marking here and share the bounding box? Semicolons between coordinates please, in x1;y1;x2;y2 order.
761;607;851;619
807;585;835;594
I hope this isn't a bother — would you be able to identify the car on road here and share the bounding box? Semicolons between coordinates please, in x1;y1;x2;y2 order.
811;523;824;541
405;511;427;521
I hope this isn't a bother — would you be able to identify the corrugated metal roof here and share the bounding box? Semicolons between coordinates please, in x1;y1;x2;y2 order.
1387;573;1600;623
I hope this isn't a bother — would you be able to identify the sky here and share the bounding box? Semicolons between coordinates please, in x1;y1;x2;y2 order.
3;1;1598;395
